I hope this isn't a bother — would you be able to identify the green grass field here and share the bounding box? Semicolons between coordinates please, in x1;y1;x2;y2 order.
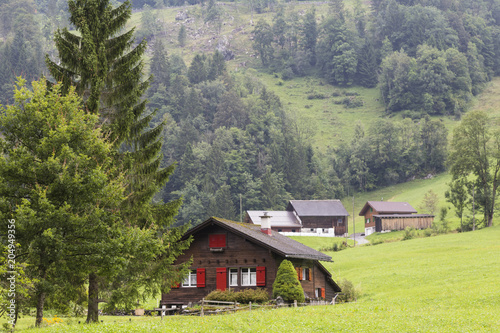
10;225;500;332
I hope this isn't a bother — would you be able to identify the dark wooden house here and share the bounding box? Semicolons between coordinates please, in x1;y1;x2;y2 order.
288;200;349;236
359;201;433;235
161;217;341;307
245;200;349;236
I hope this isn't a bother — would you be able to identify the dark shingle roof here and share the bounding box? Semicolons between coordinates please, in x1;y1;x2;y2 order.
359;201;417;215
185;217;332;262
288;200;350;217
374;214;434;218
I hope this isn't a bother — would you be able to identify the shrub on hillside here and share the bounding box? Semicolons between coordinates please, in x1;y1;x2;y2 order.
402;227;416;240
342;96;364;108
423;228;434;237
234;288;269;304
369;238;384;246
272;259;305;303
204;288;269;304
307;93;327;100
336;278;360;303
321;241;348;252
205;289;234;302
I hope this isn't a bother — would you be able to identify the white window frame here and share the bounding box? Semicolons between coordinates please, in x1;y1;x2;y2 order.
229;268;238;287
301;267;310;281
182;270;197;287
241;267;256;286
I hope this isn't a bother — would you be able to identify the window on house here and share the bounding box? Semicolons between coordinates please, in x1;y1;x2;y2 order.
338;218;343;225
241;268;256;286
182;270;197;287
315;288;325;298
299;268;311;281
370;207;373;212
366;218;370;224
229;268;238;286
209;234;226;248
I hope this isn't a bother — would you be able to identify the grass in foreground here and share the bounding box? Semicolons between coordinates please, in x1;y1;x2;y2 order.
10;226;500;332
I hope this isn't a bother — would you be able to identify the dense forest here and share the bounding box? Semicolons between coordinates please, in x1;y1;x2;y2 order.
1;0;499;225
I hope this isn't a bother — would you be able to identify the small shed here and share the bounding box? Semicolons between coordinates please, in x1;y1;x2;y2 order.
373;214;434;232
359;201;433;235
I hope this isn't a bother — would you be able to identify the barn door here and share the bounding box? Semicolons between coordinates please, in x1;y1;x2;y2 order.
375;217;382;232
216;267;227;291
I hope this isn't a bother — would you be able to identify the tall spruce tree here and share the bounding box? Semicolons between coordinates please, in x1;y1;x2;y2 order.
45;0;188;323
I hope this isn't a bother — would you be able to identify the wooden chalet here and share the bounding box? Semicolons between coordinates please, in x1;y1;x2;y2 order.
359;201;433;235
161;217;341;307
245;200;349;236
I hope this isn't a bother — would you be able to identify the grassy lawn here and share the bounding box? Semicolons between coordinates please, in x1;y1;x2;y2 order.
10;226;500;332
288;236;354;251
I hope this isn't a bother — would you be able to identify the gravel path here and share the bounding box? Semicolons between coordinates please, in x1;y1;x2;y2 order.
348;233;369;245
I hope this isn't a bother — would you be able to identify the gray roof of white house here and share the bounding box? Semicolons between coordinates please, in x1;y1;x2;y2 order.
288;200;350;217
246;210;301;227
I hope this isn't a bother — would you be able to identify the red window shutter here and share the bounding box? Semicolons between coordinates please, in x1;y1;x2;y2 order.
256;266;266;286
216;267;227;291
298;267;303;280
197;268;206;288
209;234;226;248
321;288;325;298
308;269;312;281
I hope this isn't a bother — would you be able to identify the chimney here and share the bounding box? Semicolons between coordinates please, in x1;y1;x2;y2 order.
260;212;272;236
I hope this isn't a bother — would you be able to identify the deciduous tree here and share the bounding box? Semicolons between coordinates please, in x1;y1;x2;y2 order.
0;79;126;326
449;110;500;227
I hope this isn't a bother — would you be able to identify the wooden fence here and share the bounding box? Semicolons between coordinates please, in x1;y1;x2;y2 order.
156;295;341;319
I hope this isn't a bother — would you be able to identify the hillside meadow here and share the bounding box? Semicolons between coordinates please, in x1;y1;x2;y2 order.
9;225;499;332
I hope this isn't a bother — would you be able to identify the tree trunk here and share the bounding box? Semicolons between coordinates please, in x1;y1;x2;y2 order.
86;272;99;323
35;291;46;327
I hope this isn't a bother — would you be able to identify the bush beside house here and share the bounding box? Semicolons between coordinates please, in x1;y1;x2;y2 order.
272;260;305;303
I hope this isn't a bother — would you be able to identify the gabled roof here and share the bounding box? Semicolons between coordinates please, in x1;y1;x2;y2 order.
374;214;434;218
184;217;332;262
287;200;350;217
246;210;301;227
359;201;417;216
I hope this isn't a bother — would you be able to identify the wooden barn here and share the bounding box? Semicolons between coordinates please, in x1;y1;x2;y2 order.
359;201;433;234
373;214;435;232
161;217;341;308
245;200;349;236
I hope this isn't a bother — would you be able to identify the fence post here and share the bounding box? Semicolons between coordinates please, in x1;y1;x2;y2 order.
201;298;204;317
249;302;252;311
294;300;297;308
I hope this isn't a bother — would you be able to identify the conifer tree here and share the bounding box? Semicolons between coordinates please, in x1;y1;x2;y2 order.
188;54;208;84
45;0;188;323
357;40;379;88
272;260;305;303
178;24;187;47
150;39;171;93
301;7;318;65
